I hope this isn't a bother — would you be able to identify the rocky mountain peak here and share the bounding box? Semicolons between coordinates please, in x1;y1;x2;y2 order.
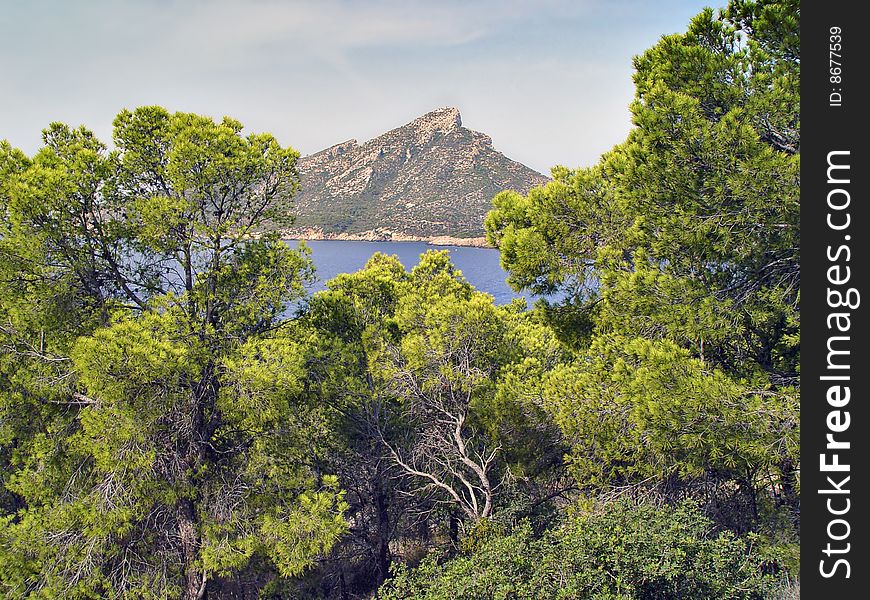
410;106;462;134
289;108;549;239
368;107;465;149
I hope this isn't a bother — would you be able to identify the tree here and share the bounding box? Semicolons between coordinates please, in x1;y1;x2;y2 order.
366;251;550;525
540;335;797;530
299;252;414;596
292;250;573;598
309;253;512;541
379;294;505;522
484;0;799;532
0;108;346;599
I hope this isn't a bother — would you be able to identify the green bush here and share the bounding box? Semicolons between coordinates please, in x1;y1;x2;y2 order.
379;501;780;600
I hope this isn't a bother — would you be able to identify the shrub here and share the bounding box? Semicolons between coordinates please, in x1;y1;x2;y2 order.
379;501;780;600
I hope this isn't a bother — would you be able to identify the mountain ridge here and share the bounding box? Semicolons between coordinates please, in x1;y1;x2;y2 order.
285;107;549;240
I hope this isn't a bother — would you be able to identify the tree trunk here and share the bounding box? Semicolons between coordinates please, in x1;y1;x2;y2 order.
373;484;392;587
176;367;218;600
778;457;800;526
178;497;206;600
448;510;460;549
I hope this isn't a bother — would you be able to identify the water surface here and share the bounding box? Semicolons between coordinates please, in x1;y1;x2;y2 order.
287;240;534;305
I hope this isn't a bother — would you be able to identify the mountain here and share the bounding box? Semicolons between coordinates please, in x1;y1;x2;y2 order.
286;107;549;241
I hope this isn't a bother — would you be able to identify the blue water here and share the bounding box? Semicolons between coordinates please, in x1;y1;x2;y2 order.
287;240;534;305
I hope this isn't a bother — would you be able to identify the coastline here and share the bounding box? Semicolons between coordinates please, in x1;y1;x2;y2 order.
280;228;492;248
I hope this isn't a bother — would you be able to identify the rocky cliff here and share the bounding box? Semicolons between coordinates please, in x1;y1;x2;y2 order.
288;107;549;239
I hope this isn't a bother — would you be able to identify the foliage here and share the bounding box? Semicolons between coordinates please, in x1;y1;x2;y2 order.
0;1;800;597
380;500;779;600
286;251;572;597
484;0;799;535
0;108;342;599
486;0;799;373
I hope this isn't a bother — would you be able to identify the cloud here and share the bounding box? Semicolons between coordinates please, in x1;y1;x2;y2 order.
1;0;711;172
91;0;599;70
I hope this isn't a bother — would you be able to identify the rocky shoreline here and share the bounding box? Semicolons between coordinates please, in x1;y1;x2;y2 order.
281;228;491;248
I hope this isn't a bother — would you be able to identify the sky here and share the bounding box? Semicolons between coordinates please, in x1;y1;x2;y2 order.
1;0;716;175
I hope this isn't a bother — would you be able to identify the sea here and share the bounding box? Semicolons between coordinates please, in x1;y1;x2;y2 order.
286;240;538;306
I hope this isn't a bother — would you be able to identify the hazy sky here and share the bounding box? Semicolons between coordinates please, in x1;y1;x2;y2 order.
1;0;715;174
